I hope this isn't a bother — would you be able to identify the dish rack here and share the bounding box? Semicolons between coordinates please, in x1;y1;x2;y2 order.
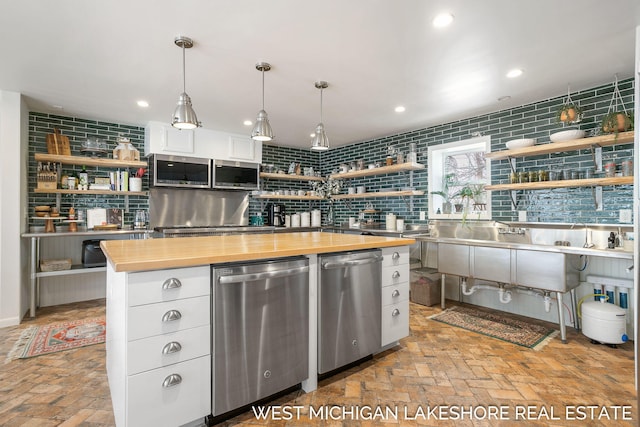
40;258;72;272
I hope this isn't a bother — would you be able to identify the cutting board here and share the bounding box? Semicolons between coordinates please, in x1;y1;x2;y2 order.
46;127;71;155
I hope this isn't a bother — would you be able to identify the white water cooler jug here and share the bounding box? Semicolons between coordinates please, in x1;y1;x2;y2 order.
581;300;628;345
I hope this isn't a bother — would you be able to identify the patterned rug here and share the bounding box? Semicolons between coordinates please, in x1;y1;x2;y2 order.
430;306;558;350
6;317;105;362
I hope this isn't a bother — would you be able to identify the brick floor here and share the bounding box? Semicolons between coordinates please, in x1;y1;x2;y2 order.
0;299;636;426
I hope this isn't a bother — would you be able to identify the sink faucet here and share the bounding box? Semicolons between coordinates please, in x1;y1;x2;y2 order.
571;222;594;248
494;220;526;235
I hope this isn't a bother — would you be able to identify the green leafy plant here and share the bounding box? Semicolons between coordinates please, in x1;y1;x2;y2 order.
601;111;634;136
556;103;583;124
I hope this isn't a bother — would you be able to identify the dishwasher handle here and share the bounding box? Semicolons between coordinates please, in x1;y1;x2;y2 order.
322;254;382;270
218;265;309;284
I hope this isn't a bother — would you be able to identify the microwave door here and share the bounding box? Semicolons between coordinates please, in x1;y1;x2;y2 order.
154;156;210;188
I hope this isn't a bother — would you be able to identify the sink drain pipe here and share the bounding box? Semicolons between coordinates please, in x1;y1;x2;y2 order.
461;279;554;311
460;279;512;304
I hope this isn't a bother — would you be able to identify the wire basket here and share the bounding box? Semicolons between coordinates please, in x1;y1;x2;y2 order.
40;259;72;272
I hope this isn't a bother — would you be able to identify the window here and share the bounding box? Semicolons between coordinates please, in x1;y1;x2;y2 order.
428;136;491;220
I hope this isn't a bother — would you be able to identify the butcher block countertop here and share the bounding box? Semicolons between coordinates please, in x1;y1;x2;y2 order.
101;231;415;272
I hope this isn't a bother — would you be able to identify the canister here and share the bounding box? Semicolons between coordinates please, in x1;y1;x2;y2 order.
301;212;311;227
291;213;301;228
386;213;396;231
311;210;321;227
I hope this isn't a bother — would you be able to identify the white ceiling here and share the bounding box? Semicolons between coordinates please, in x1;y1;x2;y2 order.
1;0;639;149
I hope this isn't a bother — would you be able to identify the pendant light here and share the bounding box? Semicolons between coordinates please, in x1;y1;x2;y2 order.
251;62;274;141
171;36;201;130
310;81;329;151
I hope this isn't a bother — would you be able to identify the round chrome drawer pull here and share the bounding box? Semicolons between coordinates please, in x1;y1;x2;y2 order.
392;309;401;317
162;310;182;322
352;339;358;347
162;341;182;354
162;278;182;290
392;289;400;297
264;370;271;379
162;374;182;388
392;271;401;279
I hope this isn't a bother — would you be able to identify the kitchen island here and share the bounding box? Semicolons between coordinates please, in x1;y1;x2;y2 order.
101;232;415;427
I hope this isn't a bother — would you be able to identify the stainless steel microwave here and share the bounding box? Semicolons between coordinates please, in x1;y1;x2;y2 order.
150;154;211;189
212;159;260;190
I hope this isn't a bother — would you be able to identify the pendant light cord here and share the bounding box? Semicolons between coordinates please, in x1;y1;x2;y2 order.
261;68;265;110
182;45;187;93
320;88;323;123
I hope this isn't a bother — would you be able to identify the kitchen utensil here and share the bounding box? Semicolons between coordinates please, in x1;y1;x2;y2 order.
46;127;71;155
134;210;148;229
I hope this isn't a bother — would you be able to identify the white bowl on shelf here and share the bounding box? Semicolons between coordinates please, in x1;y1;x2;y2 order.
549;129;586;143
505;138;536;150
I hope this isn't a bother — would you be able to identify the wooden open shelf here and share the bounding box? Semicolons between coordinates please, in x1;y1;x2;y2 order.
485;131;634;160
486;176;633;191
332;190;425;199
260;172;324;182
253;194;324;201
35;153;147;168
328;162;425;180
34;189;147;196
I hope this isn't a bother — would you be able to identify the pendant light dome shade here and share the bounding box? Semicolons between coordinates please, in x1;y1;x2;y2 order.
171;36;201;130
310;81;329;151
251;62;274;141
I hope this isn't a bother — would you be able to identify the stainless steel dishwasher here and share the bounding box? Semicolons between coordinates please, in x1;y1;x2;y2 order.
318;250;382;374
212;257;309;416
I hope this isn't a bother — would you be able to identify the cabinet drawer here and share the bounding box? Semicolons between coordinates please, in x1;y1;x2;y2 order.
127;325;210;375
128;266;210;307
127;355;211;427
381;282;409;306
382;247;410;267
381;300;409;347
128;296;210;341
383;264;410;286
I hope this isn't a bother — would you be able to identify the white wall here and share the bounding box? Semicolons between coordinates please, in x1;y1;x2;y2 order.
0;90;28;327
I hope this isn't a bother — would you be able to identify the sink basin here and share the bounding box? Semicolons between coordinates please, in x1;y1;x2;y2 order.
437;241;581;292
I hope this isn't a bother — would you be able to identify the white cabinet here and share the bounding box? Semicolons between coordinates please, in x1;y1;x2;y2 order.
145;121;262;163
106;265;211;427
381;247;410;347
145;121;195;155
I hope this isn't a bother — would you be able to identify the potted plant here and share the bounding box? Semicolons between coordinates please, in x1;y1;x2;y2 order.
430;173;455;214
601;111;634;135
556;103;583;124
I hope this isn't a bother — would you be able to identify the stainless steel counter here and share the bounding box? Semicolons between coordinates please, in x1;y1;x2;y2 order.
416;236;633;260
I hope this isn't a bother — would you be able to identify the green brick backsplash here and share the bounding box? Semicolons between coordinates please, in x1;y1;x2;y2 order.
251;78;635;226
28;77;634;229
28;112;147;228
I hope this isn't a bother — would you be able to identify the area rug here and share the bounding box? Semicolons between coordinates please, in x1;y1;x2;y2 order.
5;317;105;362
430;306;558;350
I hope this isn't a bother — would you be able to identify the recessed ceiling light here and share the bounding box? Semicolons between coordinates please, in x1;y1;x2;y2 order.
310;133;316;138
51;104;64;110
497;95;511;102
433;12;454;28
137;100;149;108
506;69;523;78
243;120;253;126
395;106;406;113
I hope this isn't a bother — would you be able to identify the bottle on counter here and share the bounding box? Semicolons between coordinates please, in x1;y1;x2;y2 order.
608;232;616;249
79;166;89;190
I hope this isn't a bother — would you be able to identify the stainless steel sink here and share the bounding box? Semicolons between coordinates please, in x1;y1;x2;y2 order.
437;242;581;292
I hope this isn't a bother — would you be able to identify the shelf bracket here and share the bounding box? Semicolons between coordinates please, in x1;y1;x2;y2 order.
124;195;130;213
509;190;517;211
591;145;603;172
399;194;415;211
55;193;61;211
593;186;603;211
508;157;516;174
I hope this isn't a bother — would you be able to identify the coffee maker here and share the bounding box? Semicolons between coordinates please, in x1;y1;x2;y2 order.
265;203;285;227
